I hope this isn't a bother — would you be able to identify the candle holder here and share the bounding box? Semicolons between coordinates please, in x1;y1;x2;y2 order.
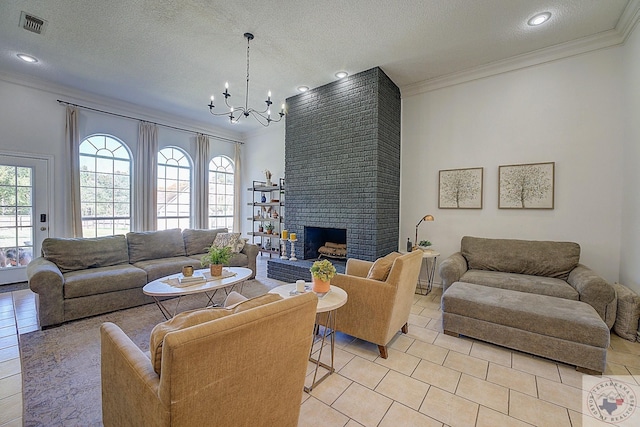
289;239;298;261
280;238;288;259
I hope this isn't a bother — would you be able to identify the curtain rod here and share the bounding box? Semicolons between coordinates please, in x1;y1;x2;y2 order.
57;99;243;145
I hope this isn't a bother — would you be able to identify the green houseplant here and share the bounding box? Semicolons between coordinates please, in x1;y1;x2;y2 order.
310;259;337;293
418;240;432;248
265;223;274;234
201;245;233;276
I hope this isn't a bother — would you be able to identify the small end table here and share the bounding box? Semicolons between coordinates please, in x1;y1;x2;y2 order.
269;283;347;392
415;250;440;295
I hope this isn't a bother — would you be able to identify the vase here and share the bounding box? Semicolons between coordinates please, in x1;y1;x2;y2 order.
210;264;223;277
312;277;330;293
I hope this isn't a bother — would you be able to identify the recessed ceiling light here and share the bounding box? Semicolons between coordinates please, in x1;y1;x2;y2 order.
528;12;551;26
297;86;309;93
335;71;348;79
17;53;38;63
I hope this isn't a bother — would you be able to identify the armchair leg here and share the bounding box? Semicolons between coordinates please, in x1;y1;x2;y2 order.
401;323;408;334
378;345;388;359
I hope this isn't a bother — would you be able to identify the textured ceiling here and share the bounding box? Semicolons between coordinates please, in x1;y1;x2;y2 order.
0;0;636;134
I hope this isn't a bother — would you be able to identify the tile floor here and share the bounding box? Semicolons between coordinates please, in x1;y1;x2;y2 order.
1;256;640;426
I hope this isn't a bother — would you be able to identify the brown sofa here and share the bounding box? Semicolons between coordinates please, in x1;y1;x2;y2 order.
101;292;318;427
27;228;258;328
438;236;616;328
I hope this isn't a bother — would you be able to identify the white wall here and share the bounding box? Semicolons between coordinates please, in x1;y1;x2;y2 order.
619;21;640;294
241;125;285;237
401;47;625;283
0;76;240;238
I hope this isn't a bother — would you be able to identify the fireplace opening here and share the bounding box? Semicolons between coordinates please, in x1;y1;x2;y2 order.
304;227;347;260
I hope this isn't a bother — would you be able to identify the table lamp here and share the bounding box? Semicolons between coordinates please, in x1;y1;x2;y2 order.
415;214;434;249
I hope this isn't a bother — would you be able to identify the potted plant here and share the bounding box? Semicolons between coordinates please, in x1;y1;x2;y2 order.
418;240;433;250
201;245;232;277
265;223;274;234
310;259;337;293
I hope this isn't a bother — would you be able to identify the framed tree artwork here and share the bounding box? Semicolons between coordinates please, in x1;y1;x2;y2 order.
499;162;555;209
438;167;483;209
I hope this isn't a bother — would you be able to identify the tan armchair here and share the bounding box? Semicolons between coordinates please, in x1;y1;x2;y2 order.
331;250;423;358
100;292;317;427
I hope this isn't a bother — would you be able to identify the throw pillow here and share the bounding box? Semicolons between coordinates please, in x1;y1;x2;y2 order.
213;232;244;253
367;252;402;281
150;307;232;375
613;283;640;341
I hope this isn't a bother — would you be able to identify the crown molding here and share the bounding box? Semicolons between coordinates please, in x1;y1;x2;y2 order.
0;70;244;143
401;0;640;98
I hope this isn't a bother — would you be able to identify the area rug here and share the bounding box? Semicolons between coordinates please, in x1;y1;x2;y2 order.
19;279;274;427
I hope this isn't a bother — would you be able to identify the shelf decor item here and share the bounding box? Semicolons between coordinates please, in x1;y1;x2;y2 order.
265;223;274;234
264;169;273;186
200;245;232;277
310;259;336;293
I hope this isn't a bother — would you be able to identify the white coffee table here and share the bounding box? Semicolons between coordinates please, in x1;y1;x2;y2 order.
269;283;348;392
143;267;252;319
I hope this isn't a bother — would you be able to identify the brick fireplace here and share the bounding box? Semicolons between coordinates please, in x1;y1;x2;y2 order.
267;67;401;282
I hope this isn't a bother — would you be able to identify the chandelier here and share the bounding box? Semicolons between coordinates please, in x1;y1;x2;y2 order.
208;32;285;127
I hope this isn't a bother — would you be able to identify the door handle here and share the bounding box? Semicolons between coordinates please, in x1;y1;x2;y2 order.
40;227;47;231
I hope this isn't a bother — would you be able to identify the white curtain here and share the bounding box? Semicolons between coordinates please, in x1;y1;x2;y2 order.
134;122;158;231
66;106;83;237
233;142;242;234
194;133;210;229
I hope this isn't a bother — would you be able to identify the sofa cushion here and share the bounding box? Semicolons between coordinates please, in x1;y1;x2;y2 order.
367;252;402;281
127;229;186;263
182;228;228;256
213;232;244;253
63;264;148;298
612;283;640;341
443;282;609;349
460;270;579;301
42;235;129;273
461;236;580;279
133;257;197;282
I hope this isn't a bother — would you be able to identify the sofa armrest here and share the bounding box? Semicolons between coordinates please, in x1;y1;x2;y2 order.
567;264;617;329
241;243;259;279
438;252;468;293
26;257;65;328
345;258;373;278
100;322;168;426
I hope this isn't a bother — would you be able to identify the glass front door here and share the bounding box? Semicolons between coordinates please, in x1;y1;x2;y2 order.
0;155;50;285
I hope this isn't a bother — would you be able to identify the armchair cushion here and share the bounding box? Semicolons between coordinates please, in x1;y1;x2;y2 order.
367;252;402;281
149;294;283;374
150;307;232;375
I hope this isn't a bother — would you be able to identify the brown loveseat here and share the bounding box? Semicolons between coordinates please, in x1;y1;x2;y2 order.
27;228;258;328
438;236;617;328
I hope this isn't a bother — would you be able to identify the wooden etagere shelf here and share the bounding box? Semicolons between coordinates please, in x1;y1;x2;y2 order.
248;178;284;257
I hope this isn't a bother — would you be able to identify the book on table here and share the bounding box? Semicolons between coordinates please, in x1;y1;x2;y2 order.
178;273;206;285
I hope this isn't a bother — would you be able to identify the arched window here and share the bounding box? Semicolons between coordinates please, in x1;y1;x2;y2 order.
79;135;132;237
208;156;234;231
157;147;191;230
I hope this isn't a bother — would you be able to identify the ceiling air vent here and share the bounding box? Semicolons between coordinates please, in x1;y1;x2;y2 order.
20;12;47;35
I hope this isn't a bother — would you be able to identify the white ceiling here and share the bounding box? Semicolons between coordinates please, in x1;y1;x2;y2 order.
0;0;637;134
